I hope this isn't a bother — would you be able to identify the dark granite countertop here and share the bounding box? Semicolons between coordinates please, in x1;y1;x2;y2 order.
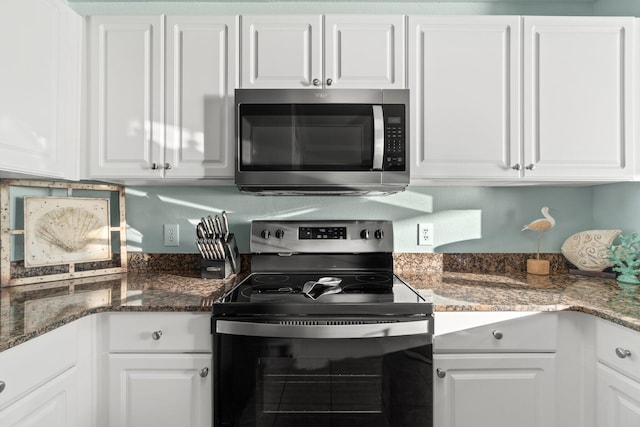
400;271;640;332
1;270;639;353
0;272;238;352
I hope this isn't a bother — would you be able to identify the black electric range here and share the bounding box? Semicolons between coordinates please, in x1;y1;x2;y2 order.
211;220;433;427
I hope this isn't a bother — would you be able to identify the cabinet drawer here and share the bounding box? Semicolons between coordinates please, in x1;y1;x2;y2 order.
106;312;212;353
597;319;640;382
0;321;77;409
434;312;557;353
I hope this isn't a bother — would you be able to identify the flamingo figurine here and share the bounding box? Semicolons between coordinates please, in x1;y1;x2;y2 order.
522;207;555;261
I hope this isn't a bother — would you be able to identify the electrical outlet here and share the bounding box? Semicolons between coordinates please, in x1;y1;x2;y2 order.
418;223;434;246
164;224;179;246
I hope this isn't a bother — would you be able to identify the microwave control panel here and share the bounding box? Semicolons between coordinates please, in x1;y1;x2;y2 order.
383;105;406;171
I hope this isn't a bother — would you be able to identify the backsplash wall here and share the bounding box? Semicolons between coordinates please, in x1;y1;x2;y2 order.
125;185;594;254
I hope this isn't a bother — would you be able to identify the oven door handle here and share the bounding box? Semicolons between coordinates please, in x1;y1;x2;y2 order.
215;319;432;339
372;105;384;171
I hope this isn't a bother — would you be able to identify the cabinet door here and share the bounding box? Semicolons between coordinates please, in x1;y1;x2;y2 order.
324;15;404;89
241;15;322;88
597;363;640;427
408;16;521;179
523;17;634;180
88;15;164;179
108;354;211;427
0;0;81;180
0;367;78;427
165;16;236;178
434;353;556;427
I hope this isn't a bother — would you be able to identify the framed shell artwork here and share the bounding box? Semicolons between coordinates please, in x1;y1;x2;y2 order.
24;197;111;268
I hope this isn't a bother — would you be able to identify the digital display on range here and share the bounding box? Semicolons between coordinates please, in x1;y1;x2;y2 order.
299;227;347;240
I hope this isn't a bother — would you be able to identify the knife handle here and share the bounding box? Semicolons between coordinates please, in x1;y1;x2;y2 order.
221;211;230;239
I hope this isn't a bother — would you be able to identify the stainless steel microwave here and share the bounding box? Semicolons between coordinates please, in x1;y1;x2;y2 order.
235;89;409;195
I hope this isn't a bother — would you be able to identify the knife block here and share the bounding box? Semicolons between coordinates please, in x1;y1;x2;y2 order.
201;234;240;279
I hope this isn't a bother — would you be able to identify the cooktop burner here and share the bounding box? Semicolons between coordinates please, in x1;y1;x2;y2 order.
213;220;432;317
225;272;422;305
235;273;393;303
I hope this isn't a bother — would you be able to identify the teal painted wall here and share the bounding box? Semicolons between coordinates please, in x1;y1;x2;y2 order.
593;183;640;236
124;184;594;254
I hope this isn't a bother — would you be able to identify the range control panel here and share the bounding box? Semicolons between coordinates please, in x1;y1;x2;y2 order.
251;220;394;254
299;227;347;240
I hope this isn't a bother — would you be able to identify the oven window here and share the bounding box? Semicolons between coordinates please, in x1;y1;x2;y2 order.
214;333;432;427
239;104;374;171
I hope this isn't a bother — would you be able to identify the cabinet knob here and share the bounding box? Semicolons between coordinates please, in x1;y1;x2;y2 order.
492;330;504;340
164;163;172;170
326;78;333;86
511;164;521;171
200;367;209;378
152;330;163;340
615;347;632;359
312;79;321;86
0;381;5;394
436;368;446;378
525;164;536;170
150;163;161;170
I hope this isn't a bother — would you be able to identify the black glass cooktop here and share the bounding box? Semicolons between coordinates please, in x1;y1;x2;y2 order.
214;272;431;317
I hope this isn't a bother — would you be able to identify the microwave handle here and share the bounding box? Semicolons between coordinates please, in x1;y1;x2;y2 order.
215;319;432;339
372;105;384;171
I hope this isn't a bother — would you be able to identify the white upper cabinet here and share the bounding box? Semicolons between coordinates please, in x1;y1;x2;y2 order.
165;16;236;178
240;15;404;89
324;15;404;89
522;17;634;180
409;15;635;183
87;15;236;180
241;15;322;89
0;0;82;180
88;15;164;179
408;16;521;179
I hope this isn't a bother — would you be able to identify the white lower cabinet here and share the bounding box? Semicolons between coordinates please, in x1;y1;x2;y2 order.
107;354;211;427
434;312;558;427
596;319;640;426
99;312;212;427
0;367;78;427
597;363;640;426
434;353;556;427
0;319;93;427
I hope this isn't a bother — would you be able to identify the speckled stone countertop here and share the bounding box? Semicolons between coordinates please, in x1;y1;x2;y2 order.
1;269;639;353
400;271;640;332
0;272;239;352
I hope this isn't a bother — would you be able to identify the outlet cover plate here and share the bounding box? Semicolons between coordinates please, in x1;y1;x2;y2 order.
164;224;179;246
418;223;434;246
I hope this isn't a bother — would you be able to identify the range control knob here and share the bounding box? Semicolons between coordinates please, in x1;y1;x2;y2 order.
360;229;370;240
261;230;271;239
275;229;285;239
375;229;384;240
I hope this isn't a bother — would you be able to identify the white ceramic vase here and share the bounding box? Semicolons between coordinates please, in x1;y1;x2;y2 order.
560;229;621;271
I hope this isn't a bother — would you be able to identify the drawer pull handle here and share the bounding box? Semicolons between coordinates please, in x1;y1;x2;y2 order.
436;368;446;378
200;367;209;378
492;330;504;340
616;347;632;359
152;331;163;340
0;381;5;394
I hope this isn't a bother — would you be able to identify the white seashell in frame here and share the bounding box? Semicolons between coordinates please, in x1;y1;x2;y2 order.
35;207;104;252
561;230;622;271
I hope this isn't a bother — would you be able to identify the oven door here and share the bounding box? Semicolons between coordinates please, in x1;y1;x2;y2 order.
213;319;433;427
